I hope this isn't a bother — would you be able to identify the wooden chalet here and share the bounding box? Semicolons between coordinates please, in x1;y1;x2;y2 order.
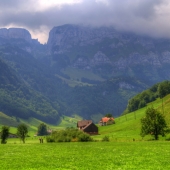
99;117;115;126
77;120;98;135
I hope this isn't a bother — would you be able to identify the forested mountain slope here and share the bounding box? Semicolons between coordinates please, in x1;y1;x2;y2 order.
125;80;170;114
1;26;170;124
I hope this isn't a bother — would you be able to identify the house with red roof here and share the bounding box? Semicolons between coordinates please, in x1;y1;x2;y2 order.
99;117;115;126
77;120;98;135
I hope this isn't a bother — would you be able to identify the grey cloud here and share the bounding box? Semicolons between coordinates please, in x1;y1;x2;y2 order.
0;0;34;9
0;0;169;42
0;0;23;7
131;0;163;19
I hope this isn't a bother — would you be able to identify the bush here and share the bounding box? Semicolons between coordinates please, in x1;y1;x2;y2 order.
56;136;71;142
46;128;93;143
102;136;110;142
46;136;55;143
77;133;93;142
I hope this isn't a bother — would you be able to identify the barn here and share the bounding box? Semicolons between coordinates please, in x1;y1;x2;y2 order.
77;120;98;135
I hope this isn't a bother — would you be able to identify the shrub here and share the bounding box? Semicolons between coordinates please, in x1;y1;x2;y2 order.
56;136;71;142
46;128;93;143
102;136;110;142
46;136;55;143
77;133;93;142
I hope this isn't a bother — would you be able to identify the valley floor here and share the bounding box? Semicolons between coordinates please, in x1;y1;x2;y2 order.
0;140;170;170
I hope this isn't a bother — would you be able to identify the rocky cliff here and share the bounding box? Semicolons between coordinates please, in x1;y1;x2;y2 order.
47;24;119;54
0;28;32;42
0;28;45;58
47;24;170;82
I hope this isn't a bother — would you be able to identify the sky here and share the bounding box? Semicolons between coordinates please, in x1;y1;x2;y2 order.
0;0;170;43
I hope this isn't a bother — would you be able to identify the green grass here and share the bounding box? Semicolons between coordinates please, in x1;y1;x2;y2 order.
55;74;92;87
57;67;105;87
1;95;170;169
0;114;82;137
1;94;170;140
94;94;170;141
1;93;170;141
1;141;170;169
62;67;104;81
55;115;81;129
0;112;18;127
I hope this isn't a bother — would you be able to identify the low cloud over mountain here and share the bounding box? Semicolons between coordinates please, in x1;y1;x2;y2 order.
0;0;170;43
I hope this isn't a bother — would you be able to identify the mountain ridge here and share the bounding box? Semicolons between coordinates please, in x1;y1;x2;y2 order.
47;24;170;83
1;24;170;124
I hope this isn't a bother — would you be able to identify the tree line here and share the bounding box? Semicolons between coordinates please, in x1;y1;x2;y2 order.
126;81;170;113
0;123;95;144
0;123;48;144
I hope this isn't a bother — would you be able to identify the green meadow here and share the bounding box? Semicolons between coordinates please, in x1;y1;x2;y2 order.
95;94;170;142
1;94;170;169
1;141;170;170
58;67;104;87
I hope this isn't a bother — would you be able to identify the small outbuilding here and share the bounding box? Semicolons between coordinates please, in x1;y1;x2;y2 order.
77;120;98;135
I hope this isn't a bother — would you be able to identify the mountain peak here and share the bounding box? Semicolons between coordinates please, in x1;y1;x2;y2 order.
0;28;32;42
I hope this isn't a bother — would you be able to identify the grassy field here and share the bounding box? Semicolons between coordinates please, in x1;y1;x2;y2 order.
62;67;104;81
1;94;170;140
58;67;105;87
1;141;170;170
1;93;170;169
94;94;170;141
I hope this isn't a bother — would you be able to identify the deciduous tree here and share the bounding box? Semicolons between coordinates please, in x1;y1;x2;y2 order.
37;123;48;136
105;113;112;118
17;123;28;143
1;126;9;144
140;107;167;140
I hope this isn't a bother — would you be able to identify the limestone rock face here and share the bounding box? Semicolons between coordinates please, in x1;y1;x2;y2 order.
73;51;111;68
47;24;170;82
113;52;162;70
73;57;89;68
47;24;118;54
0;28;32;42
161;51;170;64
0;28;43;56
91;51;111;66
119;82;134;89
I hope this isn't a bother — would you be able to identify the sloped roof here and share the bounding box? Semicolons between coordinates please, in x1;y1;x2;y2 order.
100;117;114;123
77;120;92;127
82;122;93;130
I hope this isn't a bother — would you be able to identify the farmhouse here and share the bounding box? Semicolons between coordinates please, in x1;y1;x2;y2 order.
77;120;98;135
99;117;115;126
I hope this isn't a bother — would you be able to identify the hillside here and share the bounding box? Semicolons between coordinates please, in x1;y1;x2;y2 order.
1;25;170;124
0;28;149;123
1;91;170;140
0;56;60;124
95;94;170;141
